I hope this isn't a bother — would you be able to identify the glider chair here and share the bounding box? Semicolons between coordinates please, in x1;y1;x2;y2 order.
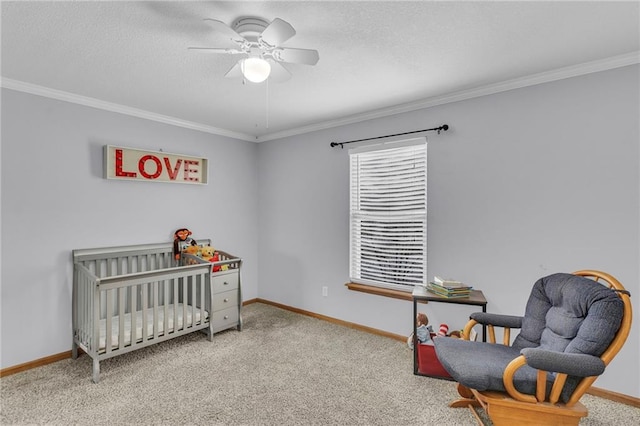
433;270;632;426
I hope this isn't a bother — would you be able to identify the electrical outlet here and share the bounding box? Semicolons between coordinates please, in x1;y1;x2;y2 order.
322;286;328;297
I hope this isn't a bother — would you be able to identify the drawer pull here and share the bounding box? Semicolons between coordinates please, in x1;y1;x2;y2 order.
223;281;229;286
224;298;229;303
224;315;229;320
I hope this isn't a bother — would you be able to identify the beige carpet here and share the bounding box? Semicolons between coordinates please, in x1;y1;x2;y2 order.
1;303;638;425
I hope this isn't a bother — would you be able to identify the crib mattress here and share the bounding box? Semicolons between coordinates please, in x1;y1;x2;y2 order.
99;304;208;351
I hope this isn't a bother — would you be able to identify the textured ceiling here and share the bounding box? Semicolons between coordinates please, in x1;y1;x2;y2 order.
1;1;639;141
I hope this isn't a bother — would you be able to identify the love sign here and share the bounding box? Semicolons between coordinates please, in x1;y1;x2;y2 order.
104;146;208;185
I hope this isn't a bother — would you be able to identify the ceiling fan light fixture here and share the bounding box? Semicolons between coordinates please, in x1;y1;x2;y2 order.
241;57;271;83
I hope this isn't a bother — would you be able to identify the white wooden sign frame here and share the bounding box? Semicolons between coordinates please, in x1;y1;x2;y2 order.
104;145;208;185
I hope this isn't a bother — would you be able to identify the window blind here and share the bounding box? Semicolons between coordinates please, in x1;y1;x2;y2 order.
349;139;427;290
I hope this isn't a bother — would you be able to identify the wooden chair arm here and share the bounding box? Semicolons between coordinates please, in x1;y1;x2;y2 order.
462;319;512;345
503;356;538;403
503;355;572;405
461;319;478;340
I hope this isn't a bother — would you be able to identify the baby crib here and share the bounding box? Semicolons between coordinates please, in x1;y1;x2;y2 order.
72;240;241;383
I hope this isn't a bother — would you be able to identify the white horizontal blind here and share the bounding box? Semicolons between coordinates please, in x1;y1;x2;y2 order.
349;140;427;289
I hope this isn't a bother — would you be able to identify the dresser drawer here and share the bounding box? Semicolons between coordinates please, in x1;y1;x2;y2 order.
212;270;239;294
211;307;239;332
213;290;238;312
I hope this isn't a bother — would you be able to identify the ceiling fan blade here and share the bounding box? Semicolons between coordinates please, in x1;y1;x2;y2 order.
188;47;245;55
224;62;243;79
267;60;292;83
259;18;296;46
203;18;245;43
274;48;319;65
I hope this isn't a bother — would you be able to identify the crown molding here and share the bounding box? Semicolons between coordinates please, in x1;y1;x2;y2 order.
256;51;640;142
2;51;638;143
0;78;257;142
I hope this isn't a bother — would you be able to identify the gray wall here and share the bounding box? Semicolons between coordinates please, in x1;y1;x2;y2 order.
257;65;640;397
0;89;259;368
1;64;638;398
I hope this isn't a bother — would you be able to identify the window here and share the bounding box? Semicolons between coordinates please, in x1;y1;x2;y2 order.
349;138;427;291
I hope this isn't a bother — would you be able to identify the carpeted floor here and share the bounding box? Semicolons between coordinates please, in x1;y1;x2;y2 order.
1;303;638;425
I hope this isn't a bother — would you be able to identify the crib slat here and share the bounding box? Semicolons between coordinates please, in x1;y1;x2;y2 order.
107;258;114;280
130;285;137;348
163;280;169;336
173;278;179;333
153;281;159;340
182;277;188;330
187;276;193;328
88;276;93;349
105;289;113;354
199;273;205;326
77;273;83;345
142;284;148;344
87;275;92;351
76;272;83;344
86;276;92;346
118;287;125;349
191;275;196;327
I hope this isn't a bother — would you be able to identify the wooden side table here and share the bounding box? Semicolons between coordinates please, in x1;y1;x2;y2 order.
412;285;487;376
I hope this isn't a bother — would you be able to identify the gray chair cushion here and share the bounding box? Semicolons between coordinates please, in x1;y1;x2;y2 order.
434;273;624;403
434;338;552;395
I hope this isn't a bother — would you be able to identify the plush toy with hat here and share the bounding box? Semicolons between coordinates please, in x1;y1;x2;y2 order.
437;323;449;337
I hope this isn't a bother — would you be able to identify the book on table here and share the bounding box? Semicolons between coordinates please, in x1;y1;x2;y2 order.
428;277;472;298
433;276;469;288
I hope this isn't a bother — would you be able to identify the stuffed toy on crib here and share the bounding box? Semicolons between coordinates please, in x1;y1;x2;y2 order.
200;245;215;260
173;228;198;261
196;245;229;272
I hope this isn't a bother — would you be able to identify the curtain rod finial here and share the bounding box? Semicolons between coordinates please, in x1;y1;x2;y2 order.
437;124;449;134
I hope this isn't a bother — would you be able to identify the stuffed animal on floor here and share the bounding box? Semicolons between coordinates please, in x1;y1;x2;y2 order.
407;312;434;349
173;228;197;261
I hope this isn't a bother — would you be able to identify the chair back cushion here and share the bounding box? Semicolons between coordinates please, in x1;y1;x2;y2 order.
513;273;623;357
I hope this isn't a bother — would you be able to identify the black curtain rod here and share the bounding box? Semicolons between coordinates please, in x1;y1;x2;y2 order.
330;124;449;148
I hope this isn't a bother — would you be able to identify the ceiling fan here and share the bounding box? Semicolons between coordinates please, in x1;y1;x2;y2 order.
189;16;319;83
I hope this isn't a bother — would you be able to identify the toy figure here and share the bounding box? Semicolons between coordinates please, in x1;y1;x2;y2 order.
200;245;215;261
407;312;434;349
207;251;228;272
173;228;197;261
437;323;449;337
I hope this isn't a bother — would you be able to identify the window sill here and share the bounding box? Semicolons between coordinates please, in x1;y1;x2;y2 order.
345;282;413;301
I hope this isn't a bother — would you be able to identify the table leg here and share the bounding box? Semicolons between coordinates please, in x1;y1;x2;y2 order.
482;304;487;342
413;298;418;374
